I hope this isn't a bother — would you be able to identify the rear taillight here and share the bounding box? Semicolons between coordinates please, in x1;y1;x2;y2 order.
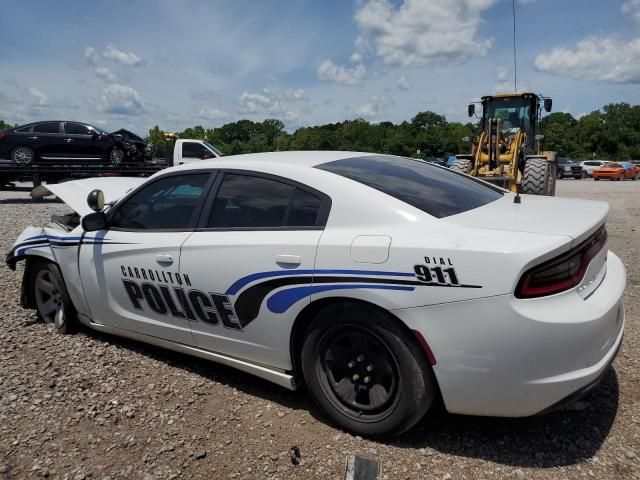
515;226;607;298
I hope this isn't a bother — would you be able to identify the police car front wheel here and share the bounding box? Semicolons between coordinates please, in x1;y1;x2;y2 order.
31;260;77;334
301;303;435;437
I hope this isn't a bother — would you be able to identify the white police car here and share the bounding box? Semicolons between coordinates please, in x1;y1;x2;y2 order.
6;151;625;437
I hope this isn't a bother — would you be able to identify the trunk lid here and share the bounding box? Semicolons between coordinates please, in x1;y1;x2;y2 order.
444;194;608;245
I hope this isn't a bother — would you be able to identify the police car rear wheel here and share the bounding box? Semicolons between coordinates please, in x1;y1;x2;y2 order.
301;303;435;437
32;261;77;334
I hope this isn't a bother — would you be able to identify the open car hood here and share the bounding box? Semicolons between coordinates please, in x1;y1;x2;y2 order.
31;177;145;216
110;128;145;143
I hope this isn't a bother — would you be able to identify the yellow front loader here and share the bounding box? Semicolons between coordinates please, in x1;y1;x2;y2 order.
453;92;557;196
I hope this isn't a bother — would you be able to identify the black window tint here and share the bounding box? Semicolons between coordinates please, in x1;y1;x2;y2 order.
14;125;32;133
33;122;60;133
65;122;91;135
183;142;207;158
209;174;296;228
286;188;321;227
317;155;502;219
111;174;209;230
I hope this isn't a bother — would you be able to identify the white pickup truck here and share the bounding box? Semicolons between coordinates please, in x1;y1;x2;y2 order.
166;139;223;166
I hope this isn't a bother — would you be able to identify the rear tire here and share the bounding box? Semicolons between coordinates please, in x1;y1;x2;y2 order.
450;158;472;175
301;302;435;438
31;260;77;334
594;176;600;181
11;146;35;165
522;158;554;195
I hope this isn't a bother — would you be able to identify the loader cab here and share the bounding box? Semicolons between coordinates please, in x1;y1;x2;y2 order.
481;94;537;136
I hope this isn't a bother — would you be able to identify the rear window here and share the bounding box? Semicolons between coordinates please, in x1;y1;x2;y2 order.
316;155;503;219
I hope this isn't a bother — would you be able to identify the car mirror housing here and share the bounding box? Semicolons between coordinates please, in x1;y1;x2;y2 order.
87;189;104;212
81;211;108;232
468;104;475;117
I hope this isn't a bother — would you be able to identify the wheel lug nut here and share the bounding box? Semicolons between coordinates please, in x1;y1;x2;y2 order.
352;374;360;381
347;361;355;368
364;376;371;384
356;355;364;362
366;364;373;372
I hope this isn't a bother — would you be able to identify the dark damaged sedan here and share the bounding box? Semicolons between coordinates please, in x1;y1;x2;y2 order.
0;121;146;165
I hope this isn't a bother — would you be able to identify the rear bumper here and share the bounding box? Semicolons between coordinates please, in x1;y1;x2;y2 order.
393;251;626;417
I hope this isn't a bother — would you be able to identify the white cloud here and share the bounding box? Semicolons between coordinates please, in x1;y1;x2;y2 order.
518;0;539;4
396;74;411;91
94;67;117;82
354;95;391;119
103;45;142;66
100;84;145;115
353;0;495;66
85;46;100;66
535;36;640;84
623;0;640;23
317;59;367;85
199;106;227;120
497;66;508;81
29;87;50;106
237;86;305;120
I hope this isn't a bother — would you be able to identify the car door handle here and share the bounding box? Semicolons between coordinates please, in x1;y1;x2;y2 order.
64;138;73;143
156;254;174;265
28;136;38;140
275;255;301;266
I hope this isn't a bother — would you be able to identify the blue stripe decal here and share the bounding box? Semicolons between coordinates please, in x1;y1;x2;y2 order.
15;242;50;257
266;284;415;314
226;269;414;295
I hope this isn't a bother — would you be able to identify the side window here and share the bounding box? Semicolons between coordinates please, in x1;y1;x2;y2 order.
182;142;207;158
65;122;91;135
14;125;32;133
110;173;210;230
33;122;60;133
208;174;323;229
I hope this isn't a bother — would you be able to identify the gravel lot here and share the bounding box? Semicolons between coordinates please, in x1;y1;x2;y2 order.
0;179;638;480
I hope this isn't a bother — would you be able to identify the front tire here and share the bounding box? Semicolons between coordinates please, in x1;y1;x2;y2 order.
301;303;435;437
109;147;125;166
523;158;555;195
11;146;35;165
32;261;77;334
450;158;472;175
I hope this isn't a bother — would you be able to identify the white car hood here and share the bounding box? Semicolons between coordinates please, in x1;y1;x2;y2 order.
445;194;609;245
31;177;145;216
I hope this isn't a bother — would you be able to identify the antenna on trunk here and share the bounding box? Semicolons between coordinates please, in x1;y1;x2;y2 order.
512;0;518;93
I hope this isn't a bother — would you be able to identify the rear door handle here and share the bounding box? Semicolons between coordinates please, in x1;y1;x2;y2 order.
275;255;301;266
29;136;38;140
64;138;73;143
156;254;174;265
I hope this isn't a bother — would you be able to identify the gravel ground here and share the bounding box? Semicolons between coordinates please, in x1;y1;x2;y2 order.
0;179;638;480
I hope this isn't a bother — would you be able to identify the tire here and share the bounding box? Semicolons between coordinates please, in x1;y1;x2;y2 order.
618;174;624;181
581;171;587;179
522;158;554;195
301;302;435;437
32;173;42;188
31;260;77;334
109;147;125;166
450;158;472;175
594;176;600;181
11;146;35;165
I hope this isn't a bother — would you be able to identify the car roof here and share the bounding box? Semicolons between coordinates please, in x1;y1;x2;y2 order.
169;150;379;171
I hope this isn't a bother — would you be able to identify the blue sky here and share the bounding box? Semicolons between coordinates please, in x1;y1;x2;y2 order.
1;0;639;135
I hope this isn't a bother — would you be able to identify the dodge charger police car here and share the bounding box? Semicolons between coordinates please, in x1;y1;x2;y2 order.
6;151;625;437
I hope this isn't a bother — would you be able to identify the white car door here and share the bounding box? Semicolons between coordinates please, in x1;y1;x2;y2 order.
79;171;215;345
179;171;330;369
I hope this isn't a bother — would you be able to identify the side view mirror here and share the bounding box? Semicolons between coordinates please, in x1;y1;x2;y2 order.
468;104;475;117
544;98;552;112
87;189;104;212
82;211;108;232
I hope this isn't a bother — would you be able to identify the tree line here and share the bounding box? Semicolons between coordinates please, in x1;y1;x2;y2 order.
2;102;639;160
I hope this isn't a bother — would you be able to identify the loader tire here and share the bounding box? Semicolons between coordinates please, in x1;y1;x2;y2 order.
522;158;555;196
450;158;472;175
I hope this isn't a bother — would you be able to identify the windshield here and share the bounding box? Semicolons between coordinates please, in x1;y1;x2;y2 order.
484;97;532;134
317;155;503;219
203;141;223;156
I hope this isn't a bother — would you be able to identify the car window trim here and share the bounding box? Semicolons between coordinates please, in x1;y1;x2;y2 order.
196;169;332;232
106;169;217;233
